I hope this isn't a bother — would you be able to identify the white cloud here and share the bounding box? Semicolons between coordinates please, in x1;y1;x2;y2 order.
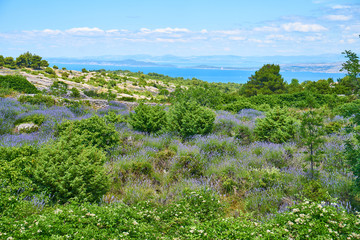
325;15;352;21
282;22;327;32
229;36;246;41
200;29;208;34
66;27;104;35
213;30;242;35
42;29;62;35
253;26;279;32
332;5;351;9
153;27;190;33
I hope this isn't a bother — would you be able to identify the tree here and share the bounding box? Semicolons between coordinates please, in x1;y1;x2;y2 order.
340;50;360;92
40;59;49;68
243;64;286;96
31;54;42;69
167;100;215;138
0;55;4;67
4;57;15;68
300;110;325;179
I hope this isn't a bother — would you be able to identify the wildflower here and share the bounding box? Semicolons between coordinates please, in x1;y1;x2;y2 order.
133;220;138;225
308;229;312;232
288;221;294;226
54;209;63;214
292;208;300;213
37;230;42;233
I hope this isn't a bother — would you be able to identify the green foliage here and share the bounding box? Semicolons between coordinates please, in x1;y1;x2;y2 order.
168;101;215;138
300;110;325;179
104;110;126;124
4;56;16;68
254;107;296;143
45;67;56;75
335;100;360;118
61;71;69;78
345;107;360;193
18;94;55;107
221;99;254;112
70;87;80;98
243;64;286;96
129;102;167;133
0;75;39;94
14;114;45;126
32;134;110;203
82;68;88;73
50;80;67;96
235;125;253;144
56;115;120;150
53;65;58;69
0;55;4;67
340;50;360;92
14;52;47;69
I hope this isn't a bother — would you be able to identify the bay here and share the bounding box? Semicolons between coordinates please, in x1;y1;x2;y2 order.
49;63;345;84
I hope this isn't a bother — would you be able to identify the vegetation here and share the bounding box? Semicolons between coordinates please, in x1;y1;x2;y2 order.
0;75;39;94
1;50;360;239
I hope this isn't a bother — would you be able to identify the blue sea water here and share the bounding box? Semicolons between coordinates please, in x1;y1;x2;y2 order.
50;63;345;84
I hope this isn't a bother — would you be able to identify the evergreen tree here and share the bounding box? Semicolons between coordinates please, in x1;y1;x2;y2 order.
243;64;286;97
300;110;325;179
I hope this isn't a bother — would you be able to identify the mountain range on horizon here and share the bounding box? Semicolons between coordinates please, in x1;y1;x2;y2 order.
47;54;345;73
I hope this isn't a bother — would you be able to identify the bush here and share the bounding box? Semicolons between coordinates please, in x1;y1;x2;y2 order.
32;134;110;203
254;107;296;143
0;75;39;94
44;67;56;75
129;102;167;133
70;87;80;98
235;125;253;144
18;94;55;107
50;80;68;96
56;115;120;150
14;114;45;126
168;101;215;138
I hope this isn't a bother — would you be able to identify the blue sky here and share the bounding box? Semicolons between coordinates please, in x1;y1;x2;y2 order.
0;0;359;57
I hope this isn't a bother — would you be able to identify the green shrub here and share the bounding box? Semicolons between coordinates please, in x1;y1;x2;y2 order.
56;115;120;150
32;134;110;203
50;80;68;96
334;100;360;118
70;87;80;98
44;67;55;75
168;101;215;138
129;102;167;133
14;114;45;126
18;94;55;107
222;100;254;113
0;75;39;94
254;107;296;143
235;125;253;144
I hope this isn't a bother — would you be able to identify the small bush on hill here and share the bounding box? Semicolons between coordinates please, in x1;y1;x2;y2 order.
0;75;39;94
167;101;215;138
129;102;167;133
254;107;296;143
14;114;45;126
56;115;120;150
32;134;110;203
18;94;55;107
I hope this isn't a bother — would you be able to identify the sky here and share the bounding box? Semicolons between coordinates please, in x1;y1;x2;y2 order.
0;0;359;58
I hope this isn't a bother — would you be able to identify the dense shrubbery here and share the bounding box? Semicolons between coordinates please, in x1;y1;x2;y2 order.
254;107;297;143
129;102;167;133
33;134;110;203
18;94;55;107
0;75;39;94
168;100;216;138
56;115;120;150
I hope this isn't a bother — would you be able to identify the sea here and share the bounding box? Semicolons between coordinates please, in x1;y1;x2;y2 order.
49;63;346;84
